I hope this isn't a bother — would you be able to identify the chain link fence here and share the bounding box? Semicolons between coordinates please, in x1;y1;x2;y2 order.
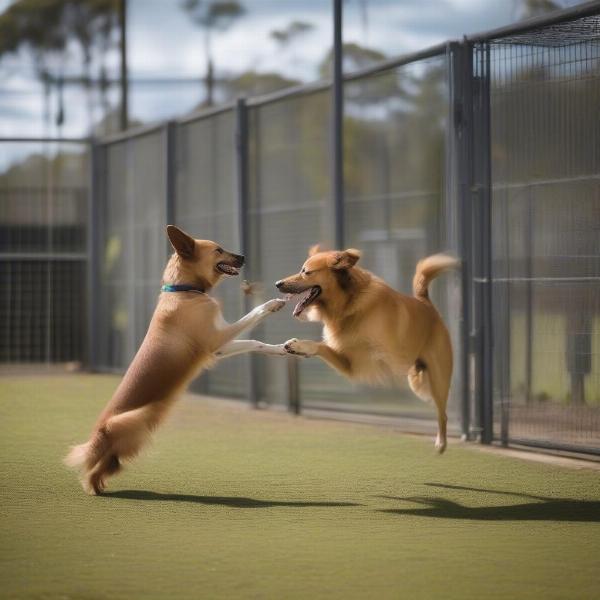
2;4;599;455
0;141;88;365
485;14;600;452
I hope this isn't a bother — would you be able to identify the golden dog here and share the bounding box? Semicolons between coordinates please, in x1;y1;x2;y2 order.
276;246;457;452
65;225;287;494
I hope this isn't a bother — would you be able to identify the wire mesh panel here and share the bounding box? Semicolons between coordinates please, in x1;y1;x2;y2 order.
248;90;333;405
487;16;600;451
0;142;87;364
96;130;166;370
301;54;461;425
175;109;248;398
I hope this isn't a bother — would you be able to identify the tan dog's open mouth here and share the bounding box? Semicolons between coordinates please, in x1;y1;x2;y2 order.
287;286;321;317
216;263;240;276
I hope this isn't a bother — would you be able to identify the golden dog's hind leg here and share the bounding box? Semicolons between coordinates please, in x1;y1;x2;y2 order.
408;357;450;454
423;358;451;454
407;360;432;402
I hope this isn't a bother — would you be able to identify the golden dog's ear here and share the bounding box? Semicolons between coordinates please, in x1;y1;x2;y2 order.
308;244;321;257
330;248;361;270
167;225;195;259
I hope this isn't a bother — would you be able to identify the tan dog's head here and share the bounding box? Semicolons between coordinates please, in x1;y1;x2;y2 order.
166;225;244;289
275;244;361;319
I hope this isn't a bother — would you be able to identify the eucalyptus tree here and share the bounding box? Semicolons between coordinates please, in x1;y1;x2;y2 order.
181;0;246;107
0;0;68;133
0;0;118;133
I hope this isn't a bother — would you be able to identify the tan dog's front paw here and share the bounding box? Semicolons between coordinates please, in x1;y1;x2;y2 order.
262;298;287;314
284;338;318;357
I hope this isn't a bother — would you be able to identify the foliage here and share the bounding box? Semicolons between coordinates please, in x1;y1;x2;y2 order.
181;0;245;30
224;70;300;97
520;0;561;18
180;0;246;106
270;20;314;47
319;42;387;79
0;0;119;131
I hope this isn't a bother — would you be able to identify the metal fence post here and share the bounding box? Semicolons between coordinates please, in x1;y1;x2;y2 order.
481;43;494;445
471;42;494;444
165;121;176;253
449;41;474;440
332;0;344;249
235;97;260;408
87;139;100;371
287;359;300;415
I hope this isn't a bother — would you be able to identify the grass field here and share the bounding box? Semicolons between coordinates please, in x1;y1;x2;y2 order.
1;374;599;599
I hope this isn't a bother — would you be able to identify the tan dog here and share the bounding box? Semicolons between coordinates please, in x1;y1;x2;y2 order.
276;247;458;453
65;225;288;494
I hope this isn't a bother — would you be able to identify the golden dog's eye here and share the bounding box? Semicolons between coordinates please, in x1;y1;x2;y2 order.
215;248;223;254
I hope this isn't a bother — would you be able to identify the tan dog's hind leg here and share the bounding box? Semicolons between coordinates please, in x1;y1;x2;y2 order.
81;404;166;494
86;453;121;495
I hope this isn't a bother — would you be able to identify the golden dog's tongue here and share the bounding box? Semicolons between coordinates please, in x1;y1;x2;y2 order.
293;288;314;317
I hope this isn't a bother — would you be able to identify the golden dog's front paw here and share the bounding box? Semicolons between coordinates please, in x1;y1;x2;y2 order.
284;338;317;357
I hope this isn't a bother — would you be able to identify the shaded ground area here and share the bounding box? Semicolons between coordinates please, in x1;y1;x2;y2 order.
1;375;599;599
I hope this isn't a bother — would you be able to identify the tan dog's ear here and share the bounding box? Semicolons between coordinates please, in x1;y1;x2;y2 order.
308;244;321;257
330;248;361;270
167;225;195;259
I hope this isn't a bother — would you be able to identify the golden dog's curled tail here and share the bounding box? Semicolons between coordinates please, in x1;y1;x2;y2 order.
413;254;459;301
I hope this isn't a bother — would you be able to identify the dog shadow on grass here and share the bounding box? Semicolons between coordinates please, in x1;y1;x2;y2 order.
102;490;360;509
376;483;600;522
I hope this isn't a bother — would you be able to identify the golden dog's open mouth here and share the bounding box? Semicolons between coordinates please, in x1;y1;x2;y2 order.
288;286;321;317
216;263;240;276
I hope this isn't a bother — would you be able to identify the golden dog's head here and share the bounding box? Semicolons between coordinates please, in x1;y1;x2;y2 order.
275;244;361;319
166;225;244;289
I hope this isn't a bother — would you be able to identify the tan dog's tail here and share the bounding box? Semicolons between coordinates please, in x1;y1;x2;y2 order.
413;254;459;301
63;442;91;469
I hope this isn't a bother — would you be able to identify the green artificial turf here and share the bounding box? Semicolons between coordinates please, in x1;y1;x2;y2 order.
1;374;599;600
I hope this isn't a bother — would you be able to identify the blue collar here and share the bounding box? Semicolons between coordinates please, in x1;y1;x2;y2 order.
161;284;206;294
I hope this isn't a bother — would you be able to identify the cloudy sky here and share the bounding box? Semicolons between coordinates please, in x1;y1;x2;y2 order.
0;0;584;142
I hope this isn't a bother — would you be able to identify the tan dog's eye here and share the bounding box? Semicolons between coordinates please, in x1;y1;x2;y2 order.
215;248;223;254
